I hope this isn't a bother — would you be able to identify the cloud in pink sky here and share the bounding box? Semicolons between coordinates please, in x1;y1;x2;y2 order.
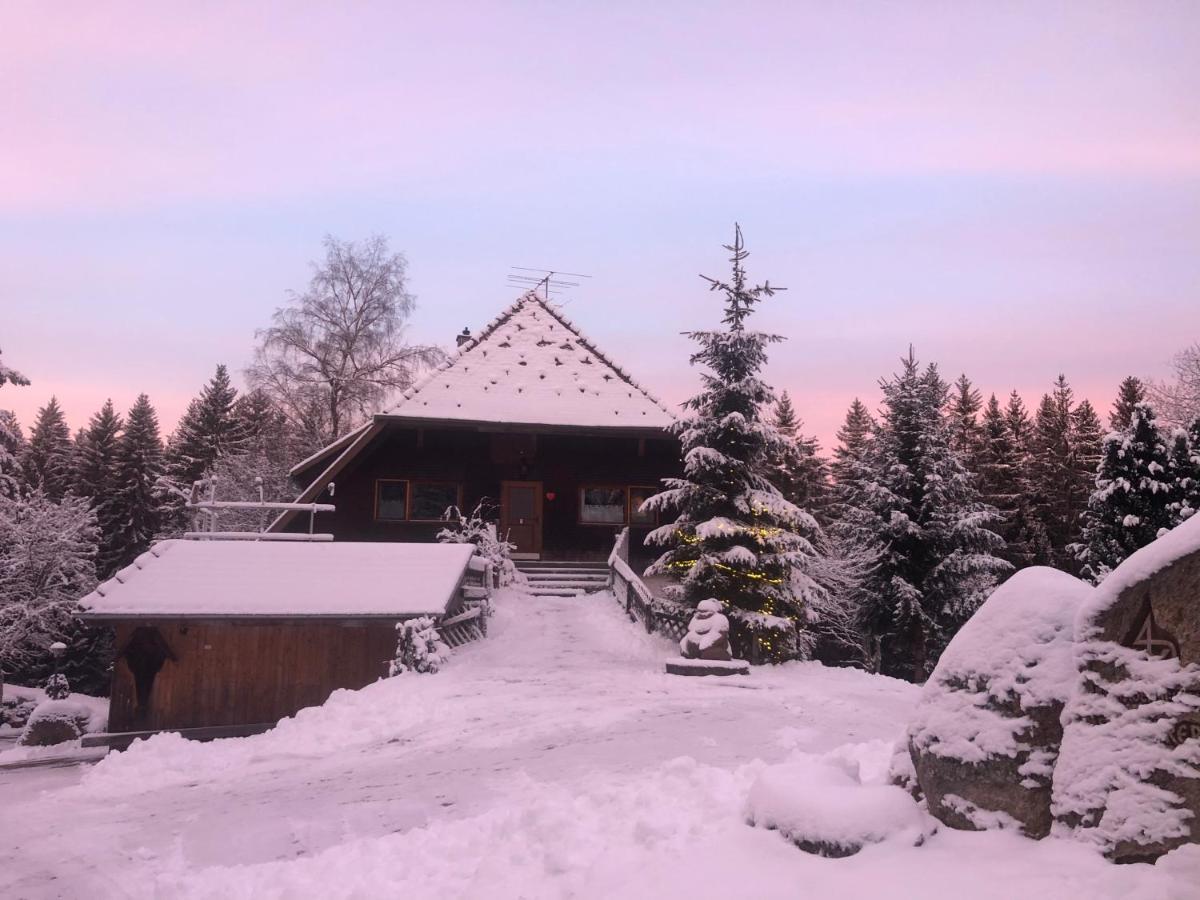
1;2;1198;445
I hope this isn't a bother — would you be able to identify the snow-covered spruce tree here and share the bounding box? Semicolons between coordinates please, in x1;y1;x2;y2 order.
1072;399;1104;484
166;365;246;488
765;391;830;518
978;393;1043;569
1028;376;1100;568
643;227;823;662
22;397;74;500
1004;389;1033;450
108;394;165;572
1109;375;1147;431
0;410;26;500
838;351;1009;681
830;398;874;487
389;617;451;675
0;348;29;391
0;490;109;694
73;400;125;578
820;399;885;669
1167;422;1199;525
946;374;984;470
0;350;30;500
1074;403;1179;583
199;391;298;533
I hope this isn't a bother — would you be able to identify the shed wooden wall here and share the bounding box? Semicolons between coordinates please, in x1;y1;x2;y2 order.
108;619;396;732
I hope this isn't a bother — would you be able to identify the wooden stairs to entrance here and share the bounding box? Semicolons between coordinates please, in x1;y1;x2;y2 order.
515;560;610;597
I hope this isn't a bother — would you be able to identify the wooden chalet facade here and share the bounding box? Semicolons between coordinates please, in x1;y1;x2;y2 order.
272;292;682;564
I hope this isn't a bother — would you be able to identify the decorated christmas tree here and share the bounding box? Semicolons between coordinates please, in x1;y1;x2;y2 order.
644;226;822;660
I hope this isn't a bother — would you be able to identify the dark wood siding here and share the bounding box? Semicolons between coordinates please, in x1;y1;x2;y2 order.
288;424;681;561
108;620;397;732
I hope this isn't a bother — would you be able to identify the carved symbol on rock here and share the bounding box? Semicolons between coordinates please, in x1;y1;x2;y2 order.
1167;720;1200;749
1127;605;1180;660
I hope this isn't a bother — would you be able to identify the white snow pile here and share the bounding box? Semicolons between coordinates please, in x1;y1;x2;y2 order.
133;745;1198;900
746;740;931;856
908;566;1090;770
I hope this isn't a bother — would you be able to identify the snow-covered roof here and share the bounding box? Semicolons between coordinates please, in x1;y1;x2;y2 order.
80;540;476;619
381;291;675;430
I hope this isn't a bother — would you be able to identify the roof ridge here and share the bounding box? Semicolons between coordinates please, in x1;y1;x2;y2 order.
382;292;531;414
86;540;175;604
531;294;675;418
382;290;675;420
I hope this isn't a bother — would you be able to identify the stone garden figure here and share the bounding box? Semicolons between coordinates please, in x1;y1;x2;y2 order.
665;599;749;676
679;599;732;661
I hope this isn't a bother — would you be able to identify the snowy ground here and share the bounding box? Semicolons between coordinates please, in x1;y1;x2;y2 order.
1;589;1195;899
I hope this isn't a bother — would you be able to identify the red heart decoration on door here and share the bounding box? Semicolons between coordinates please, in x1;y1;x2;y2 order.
545;492;556;501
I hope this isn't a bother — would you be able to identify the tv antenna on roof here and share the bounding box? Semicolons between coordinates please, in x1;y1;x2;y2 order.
507;266;592;302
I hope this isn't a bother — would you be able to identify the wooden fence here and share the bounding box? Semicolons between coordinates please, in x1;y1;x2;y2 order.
438;554;493;648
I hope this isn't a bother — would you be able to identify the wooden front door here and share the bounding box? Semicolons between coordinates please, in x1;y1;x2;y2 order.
501;481;543;556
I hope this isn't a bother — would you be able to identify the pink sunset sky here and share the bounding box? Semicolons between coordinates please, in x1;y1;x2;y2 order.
2;2;1198;446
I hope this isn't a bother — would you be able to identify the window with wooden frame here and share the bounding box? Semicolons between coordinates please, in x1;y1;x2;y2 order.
375;479;409;521
409;481;461;521
374;479;461;522
579;485;627;525
628;486;659;525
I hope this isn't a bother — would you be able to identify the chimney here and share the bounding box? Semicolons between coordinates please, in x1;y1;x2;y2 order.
456;327;472;347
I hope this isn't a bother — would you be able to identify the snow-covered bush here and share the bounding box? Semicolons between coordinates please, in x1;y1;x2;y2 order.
0;489;110;693
438;500;521;587
0;690;37;730
390;617;451;675
18;699;85;746
44;673;70;700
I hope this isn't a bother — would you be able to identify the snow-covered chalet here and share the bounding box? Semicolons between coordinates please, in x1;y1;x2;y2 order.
270;291;681;564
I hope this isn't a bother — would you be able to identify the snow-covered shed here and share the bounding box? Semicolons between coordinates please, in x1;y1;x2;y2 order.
80;540;477;734
271;291;681;563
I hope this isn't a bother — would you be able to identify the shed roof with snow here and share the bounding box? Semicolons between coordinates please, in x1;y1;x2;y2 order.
80;540;477;620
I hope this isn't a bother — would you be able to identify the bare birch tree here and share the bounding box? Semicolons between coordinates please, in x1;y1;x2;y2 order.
247;236;444;452
1147;342;1200;428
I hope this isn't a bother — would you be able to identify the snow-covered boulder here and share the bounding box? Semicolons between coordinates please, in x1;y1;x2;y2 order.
908;567;1091;838
1052;515;1200;862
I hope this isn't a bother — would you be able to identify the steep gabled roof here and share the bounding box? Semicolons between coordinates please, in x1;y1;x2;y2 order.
381;291;674;429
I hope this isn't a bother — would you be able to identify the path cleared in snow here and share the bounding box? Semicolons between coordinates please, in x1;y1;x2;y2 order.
2;589;1193;898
